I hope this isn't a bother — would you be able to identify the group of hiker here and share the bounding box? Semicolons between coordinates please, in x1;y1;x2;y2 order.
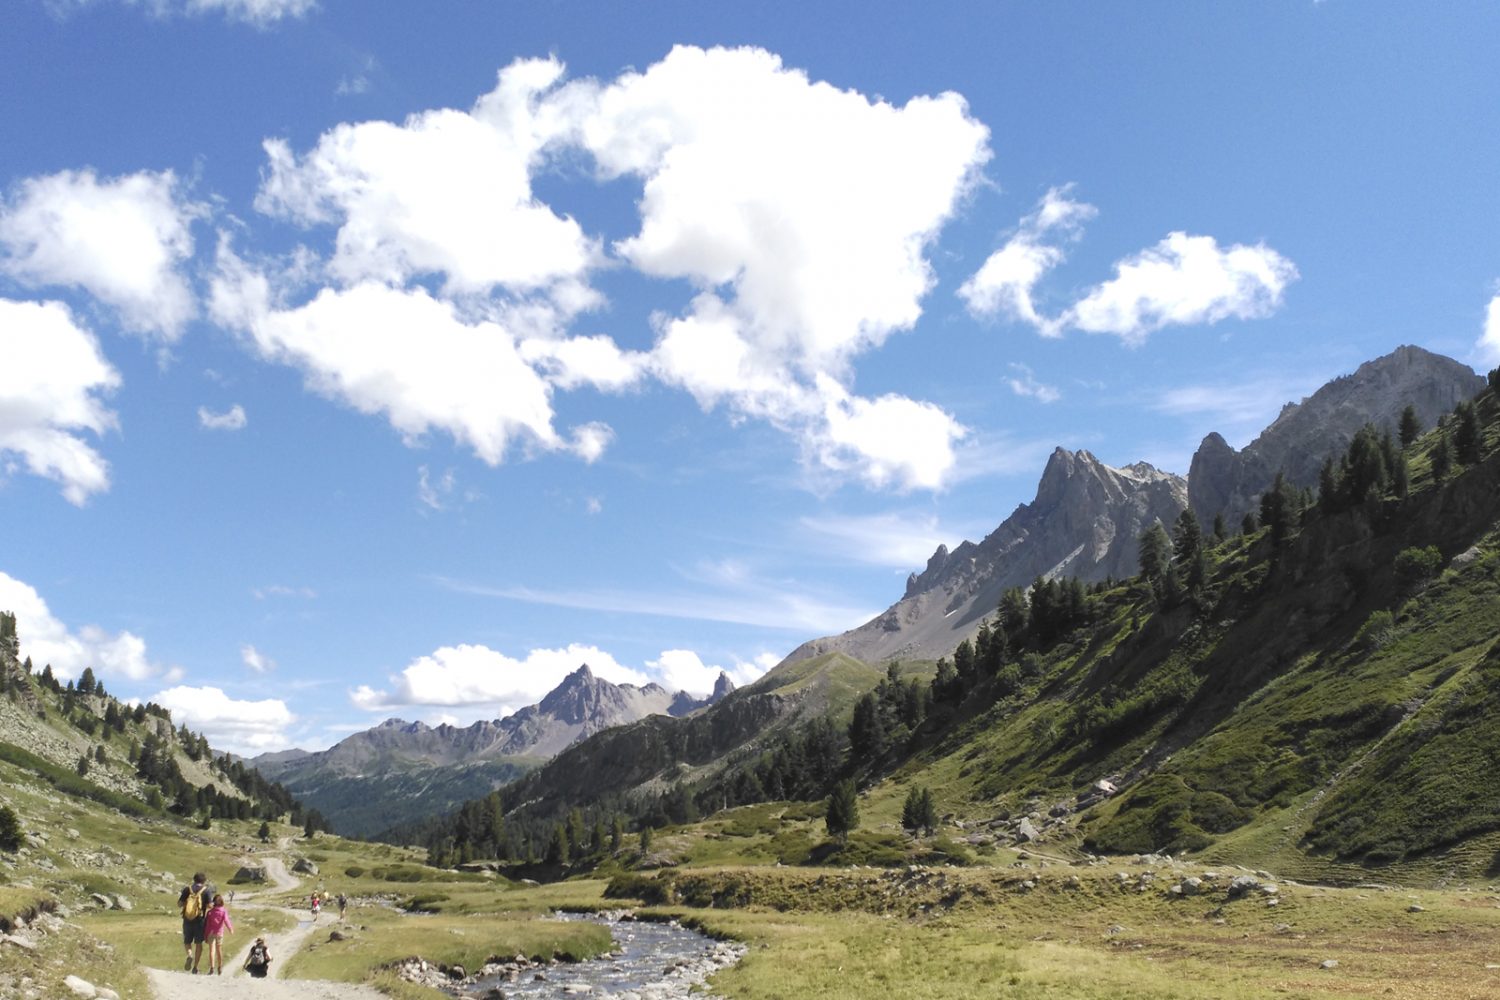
179;871;345;977
308;889;347;920
177;872;267;976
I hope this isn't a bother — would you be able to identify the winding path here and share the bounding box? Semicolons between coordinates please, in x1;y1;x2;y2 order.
146;855;385;1000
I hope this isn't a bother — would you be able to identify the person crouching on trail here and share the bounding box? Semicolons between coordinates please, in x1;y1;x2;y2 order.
203;893;234;975
244;937;272;978
178;872;213;973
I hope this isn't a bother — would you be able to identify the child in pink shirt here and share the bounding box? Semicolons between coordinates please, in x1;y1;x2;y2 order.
202;894;234;975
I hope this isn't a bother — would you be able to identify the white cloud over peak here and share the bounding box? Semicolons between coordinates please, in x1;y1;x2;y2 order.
0;169;201;339
1067;232;1298;345
0;571;176;683
0;299;119;504
811;377;966;492
198;403;247;430
349;642;650;719
148;685;294;754
961;188;1297;345
959;185;1096;331
799;511;960;570
646;648;770;696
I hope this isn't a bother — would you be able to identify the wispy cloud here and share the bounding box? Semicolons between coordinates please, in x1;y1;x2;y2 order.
433;571;875;635
252;583;316;600
798;511;967;569
1005;363;1060;403
198;403;247;430
1150;371;1329;447
240;643;274;673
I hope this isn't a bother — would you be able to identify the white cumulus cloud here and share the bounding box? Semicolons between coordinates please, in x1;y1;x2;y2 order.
256;56;596;298
58;0;316;26
147;685;295;754
961;187;1297;345
209;258;611;466
0;298;119;504
646;648;772;696
0;169;202;340
198;403;247;430
350;642;650;719
959;185;1096;331
1066;232;1299;344
0;571;176;683
1478;292;1500;366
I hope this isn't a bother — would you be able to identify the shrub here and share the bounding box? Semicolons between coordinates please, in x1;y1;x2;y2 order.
1353;610;1396;651
1394;546;1442;589
343;866;366;878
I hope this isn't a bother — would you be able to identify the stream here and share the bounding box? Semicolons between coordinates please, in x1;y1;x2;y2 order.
454;912;746;1000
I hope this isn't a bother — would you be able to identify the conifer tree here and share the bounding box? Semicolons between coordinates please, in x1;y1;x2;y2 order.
1399;404;1421;448
1455;401;1481;464
0;806;22;852
1432;432;1452;482
825;779;859;842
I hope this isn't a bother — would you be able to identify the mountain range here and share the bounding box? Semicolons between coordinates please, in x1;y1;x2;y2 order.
253;664;734;836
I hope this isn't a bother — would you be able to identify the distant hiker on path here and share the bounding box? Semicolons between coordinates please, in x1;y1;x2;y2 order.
203;893;233;975
310;891;321;919
177;872;213;974
243;936;271;978
337;892;347;919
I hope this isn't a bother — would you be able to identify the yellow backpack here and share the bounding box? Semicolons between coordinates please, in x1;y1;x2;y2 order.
182;888;204;920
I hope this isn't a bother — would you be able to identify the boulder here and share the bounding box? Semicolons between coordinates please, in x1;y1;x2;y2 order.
89;893;112;909
1228;875;1261;898
234;864;267;883
110;895;132;912
1016;818;1041;842
291;858;319;875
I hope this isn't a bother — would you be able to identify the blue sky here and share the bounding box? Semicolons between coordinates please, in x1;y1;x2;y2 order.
2;1;1497;754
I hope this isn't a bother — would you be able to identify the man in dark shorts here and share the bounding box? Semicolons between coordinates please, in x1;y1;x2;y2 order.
178;872;212;973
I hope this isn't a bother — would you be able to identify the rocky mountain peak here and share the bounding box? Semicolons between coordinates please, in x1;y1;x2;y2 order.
1188;345;1483;527
789;446;1187;667
710;671;736;701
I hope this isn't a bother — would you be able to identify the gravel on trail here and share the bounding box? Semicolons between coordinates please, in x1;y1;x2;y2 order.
146;855;386;1000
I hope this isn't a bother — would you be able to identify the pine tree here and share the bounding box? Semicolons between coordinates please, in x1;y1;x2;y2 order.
258;821;272;843
1455;401;1481;464
825;779;859;842
1138;522;1171;583
1399;404;1421;448
639;826;653;854
1211;513;1227;544
1432;432;1452;482
0;805;22;852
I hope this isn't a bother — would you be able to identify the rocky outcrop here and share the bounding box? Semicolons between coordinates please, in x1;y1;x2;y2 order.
1188;345;1483;528
784;448;1188;666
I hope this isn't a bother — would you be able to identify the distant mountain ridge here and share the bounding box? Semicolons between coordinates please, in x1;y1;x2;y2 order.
253;664;734;835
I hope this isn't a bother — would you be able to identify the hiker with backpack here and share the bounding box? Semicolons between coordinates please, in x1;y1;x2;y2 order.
244;936;272;978
202;893;234;975
177;872;214;973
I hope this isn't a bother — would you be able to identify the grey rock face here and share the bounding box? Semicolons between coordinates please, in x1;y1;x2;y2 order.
784;448;1188;666
1188;345;1483;528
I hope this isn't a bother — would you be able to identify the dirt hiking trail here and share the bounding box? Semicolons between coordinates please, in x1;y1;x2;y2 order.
145;855;384;1000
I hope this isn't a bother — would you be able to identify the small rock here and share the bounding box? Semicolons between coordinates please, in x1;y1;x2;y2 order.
89;893;112;910
1320;959;1339;970
1407;904;1425;913
62;976;97;998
